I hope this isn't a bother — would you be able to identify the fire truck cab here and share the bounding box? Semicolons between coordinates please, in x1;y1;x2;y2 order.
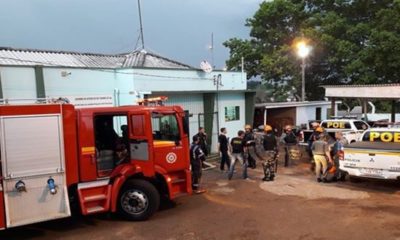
0;102;192;229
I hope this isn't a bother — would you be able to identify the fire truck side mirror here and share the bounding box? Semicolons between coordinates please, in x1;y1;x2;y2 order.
182;115;189;135
174;134;181;146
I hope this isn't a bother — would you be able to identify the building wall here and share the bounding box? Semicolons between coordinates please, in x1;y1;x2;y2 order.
296;105;331;127
217;92;246;141
154;92;246;153
124;68;247;92
0;66;247;153
0;67;37;103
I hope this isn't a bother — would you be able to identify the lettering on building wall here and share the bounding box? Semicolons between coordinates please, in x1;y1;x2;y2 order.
57;95;114;108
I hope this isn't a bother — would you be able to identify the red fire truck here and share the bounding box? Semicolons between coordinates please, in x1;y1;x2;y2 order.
0;101;192;229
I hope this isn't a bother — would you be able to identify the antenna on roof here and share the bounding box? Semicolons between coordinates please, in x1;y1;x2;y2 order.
137;0;145;49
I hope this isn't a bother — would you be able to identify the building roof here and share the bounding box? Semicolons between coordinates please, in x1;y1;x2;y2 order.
0;47;192;69
323;83;400;88
322;84;400;99
122;50;192;69
255;101;339;109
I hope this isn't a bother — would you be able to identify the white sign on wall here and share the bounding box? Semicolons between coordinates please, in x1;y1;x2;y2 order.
58;95;114;108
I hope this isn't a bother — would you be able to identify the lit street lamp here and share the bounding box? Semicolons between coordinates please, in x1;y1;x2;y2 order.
296;41;311;102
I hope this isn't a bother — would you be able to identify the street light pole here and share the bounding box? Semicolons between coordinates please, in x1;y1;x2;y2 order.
301;57;306;102
296;40;311;102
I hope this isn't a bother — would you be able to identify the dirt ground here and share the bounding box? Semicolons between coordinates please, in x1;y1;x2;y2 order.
2;153;400;240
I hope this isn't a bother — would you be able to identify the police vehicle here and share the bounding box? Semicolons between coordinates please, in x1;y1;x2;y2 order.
339;128;400;180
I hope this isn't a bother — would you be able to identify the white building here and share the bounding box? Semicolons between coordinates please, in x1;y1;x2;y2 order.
254;101;339;133
0;47;254;152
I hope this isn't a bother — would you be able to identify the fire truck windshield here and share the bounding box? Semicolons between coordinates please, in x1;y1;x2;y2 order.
151;113;180;141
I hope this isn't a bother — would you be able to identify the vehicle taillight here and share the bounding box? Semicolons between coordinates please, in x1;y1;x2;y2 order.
338;150;344;161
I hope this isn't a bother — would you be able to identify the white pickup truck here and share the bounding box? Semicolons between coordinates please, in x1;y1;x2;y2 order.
340;128;400;180
302;119;370;144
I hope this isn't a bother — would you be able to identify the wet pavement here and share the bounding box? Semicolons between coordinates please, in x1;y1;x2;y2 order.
2;154;400;240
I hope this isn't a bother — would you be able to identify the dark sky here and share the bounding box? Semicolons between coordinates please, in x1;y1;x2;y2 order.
0;0;263;69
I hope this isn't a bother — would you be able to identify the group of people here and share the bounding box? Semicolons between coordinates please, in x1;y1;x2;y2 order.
307;122;348;183
189;121;350;193
190;124;300;193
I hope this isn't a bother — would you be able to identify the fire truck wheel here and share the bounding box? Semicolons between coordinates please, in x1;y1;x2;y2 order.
118;179;160;221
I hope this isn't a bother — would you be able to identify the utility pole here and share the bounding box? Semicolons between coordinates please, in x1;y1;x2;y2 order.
137;0;145;49
210;33;214;69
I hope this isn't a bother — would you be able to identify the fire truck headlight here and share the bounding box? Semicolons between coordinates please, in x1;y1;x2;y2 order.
47;178;57;195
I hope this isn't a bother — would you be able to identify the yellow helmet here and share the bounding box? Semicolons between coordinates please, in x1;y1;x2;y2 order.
245;124;252;130
316;127;324;133
264;125;272;132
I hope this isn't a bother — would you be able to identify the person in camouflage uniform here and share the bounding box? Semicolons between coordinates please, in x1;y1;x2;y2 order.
261;125;278;181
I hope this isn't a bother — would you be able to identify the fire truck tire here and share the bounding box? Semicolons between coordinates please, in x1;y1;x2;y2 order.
118;179;160;221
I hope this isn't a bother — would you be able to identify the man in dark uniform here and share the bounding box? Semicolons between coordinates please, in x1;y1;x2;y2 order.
243;124;256;169
218;127;230;171
190;136;206;194
262;125;279;181
194;127;208;156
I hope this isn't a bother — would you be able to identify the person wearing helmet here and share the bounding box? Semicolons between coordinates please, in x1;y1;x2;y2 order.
311;133;333;182
243;124;256;169
262;125;278;181
280;125;298;167
307;122;321;170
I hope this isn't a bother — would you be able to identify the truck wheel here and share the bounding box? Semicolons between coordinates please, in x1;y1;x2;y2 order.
118;179;160;221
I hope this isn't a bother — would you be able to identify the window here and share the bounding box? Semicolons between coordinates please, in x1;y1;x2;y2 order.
95;115;127;150
225;106;240;122
131;115;145;137
151;113;180;141
354;121;369;131
94;114;129;176
315;107;321;121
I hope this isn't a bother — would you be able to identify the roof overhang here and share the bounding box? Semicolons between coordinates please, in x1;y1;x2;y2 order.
323;84;400;99
255;101;340;109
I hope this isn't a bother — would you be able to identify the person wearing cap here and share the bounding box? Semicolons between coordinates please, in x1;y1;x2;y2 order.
262;125;278;181
311;133;333;182
243;124;256;169
280;125;298;167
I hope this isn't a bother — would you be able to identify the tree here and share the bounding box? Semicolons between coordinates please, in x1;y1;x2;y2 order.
224;0;400;102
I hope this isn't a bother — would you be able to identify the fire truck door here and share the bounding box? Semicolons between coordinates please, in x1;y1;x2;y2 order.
0;114;71;228
150;112;187;172
129;112;155;175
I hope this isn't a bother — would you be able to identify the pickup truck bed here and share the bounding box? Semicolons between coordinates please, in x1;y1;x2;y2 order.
341;142;400;180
